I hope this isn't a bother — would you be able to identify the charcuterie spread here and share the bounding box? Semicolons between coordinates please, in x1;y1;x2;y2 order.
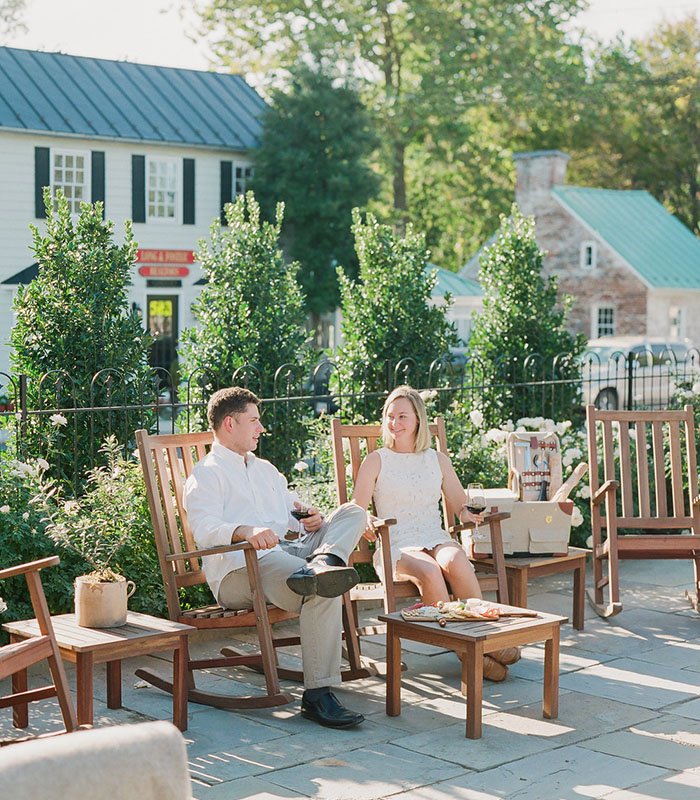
401;598;500;622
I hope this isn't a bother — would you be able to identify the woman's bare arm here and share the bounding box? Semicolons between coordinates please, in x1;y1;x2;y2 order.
350;450;382;540
436;451;483;525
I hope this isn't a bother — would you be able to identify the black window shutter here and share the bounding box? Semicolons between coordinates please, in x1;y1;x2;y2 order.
220;160;232;225
35;146;50;218
183;158;195;225
132;155;145;223
91;151;105;217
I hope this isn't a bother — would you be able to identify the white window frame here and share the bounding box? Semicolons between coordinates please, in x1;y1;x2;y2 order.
580;240;597;271
234;163;254;196
592;304;615;338
669;305;685;340
146;156;180;224
51;148;90;215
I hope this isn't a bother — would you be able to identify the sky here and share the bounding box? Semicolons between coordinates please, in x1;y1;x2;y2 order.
5;0;700;73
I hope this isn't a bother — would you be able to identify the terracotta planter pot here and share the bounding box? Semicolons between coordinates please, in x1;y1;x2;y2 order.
74;574;136;628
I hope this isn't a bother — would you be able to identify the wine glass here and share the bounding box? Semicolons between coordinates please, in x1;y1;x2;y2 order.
291;484;315;522
466;483;487;516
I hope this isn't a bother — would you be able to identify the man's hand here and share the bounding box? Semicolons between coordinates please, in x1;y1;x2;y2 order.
363;514;381;542
242;526;280;551
294;501;323;533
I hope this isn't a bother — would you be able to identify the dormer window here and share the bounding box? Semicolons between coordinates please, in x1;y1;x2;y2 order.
580;241;597;270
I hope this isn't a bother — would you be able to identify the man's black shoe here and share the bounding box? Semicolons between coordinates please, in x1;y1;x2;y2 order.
301;690;364;729
286;556;359;598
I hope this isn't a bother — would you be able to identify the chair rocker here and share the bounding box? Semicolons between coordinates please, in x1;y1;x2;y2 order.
0;556;78;736
330;417;510;668
586;404;700;618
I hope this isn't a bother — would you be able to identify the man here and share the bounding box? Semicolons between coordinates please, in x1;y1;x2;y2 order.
183;386;367;728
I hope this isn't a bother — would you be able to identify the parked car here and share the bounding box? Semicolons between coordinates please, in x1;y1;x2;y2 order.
582;336;695;410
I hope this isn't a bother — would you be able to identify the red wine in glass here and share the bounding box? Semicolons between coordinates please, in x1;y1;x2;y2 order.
466;483;486;518
291;509;312;521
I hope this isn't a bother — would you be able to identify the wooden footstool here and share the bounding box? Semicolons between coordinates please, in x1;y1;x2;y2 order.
3;611;195;731
379;607;567;739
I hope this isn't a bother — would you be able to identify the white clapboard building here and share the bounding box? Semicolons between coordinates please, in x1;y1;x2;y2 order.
0;45;265;378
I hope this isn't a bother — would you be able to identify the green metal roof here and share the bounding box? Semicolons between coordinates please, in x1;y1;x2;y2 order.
427;264;482;297
553;185;700;289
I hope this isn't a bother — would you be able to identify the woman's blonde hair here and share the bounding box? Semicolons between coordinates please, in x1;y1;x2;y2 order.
381;385;431;452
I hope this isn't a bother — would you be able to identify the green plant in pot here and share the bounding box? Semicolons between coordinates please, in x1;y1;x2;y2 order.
39;438;137;628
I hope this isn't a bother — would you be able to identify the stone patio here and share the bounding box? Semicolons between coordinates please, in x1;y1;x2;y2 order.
2;558;700;799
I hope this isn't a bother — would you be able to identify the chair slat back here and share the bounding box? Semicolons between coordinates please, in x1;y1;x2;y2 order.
330;418;452;564
136;429;214;618
586;406;698;529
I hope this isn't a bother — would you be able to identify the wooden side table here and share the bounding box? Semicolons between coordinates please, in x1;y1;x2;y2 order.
3;611;195;731
475;547;587;630
379;607;567;739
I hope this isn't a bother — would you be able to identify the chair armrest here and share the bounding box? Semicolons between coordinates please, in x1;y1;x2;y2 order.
450;511;511;535
0;556;60;581
165;542;254;562
373;518;397;530
592;480;619;505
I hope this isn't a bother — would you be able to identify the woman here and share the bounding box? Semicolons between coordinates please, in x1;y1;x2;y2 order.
351;385;519;681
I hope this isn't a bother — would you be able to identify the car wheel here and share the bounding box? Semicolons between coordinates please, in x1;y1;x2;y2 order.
595;388;618;410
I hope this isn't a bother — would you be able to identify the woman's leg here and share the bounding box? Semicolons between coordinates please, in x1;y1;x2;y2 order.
395;550;451;605
431;544;520;670
431;543;482;600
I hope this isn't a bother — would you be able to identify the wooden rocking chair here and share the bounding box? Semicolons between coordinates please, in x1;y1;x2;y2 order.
136;429;372;711
586;404;700;617
331;417;510;663
0;556;78;735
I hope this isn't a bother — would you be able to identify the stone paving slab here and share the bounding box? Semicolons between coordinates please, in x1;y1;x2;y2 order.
390;691;658;772
559;657;700;709
624;638;700;671
505;644;612;683
600;769;700;800
579;713;700;771
188;717;399;789
262;742;466;800
661;696;700;721
193;775;307;799
404;744;668;800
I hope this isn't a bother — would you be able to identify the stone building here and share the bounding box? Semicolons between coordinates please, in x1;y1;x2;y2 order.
462;150;700;344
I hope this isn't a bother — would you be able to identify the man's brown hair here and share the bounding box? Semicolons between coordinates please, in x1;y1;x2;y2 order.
207;387;260;431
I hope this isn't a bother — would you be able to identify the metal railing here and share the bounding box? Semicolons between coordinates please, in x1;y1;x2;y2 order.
1;348;698;484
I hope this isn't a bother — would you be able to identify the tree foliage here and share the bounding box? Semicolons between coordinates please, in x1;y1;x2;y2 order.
251;65;379;314
0;0;25;37
179;193;310;471
334;208;459;421
567;16;700;236
468;206;586;423
194;0;586;249
10;190;152;484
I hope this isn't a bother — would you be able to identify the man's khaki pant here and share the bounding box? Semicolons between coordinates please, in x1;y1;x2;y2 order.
217;502;367;689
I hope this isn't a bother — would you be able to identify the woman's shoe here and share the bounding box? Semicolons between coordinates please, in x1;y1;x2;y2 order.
490;647;521;666
482;654;509;682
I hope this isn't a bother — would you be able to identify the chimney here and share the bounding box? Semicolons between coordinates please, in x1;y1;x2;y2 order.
513;150;570;215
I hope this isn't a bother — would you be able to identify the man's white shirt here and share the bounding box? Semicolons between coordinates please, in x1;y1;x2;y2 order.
183;442;301;601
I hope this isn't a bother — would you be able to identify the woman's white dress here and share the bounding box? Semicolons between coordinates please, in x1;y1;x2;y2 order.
372;447;457;580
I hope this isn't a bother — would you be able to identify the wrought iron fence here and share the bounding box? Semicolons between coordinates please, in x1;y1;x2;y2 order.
1;346;698;485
